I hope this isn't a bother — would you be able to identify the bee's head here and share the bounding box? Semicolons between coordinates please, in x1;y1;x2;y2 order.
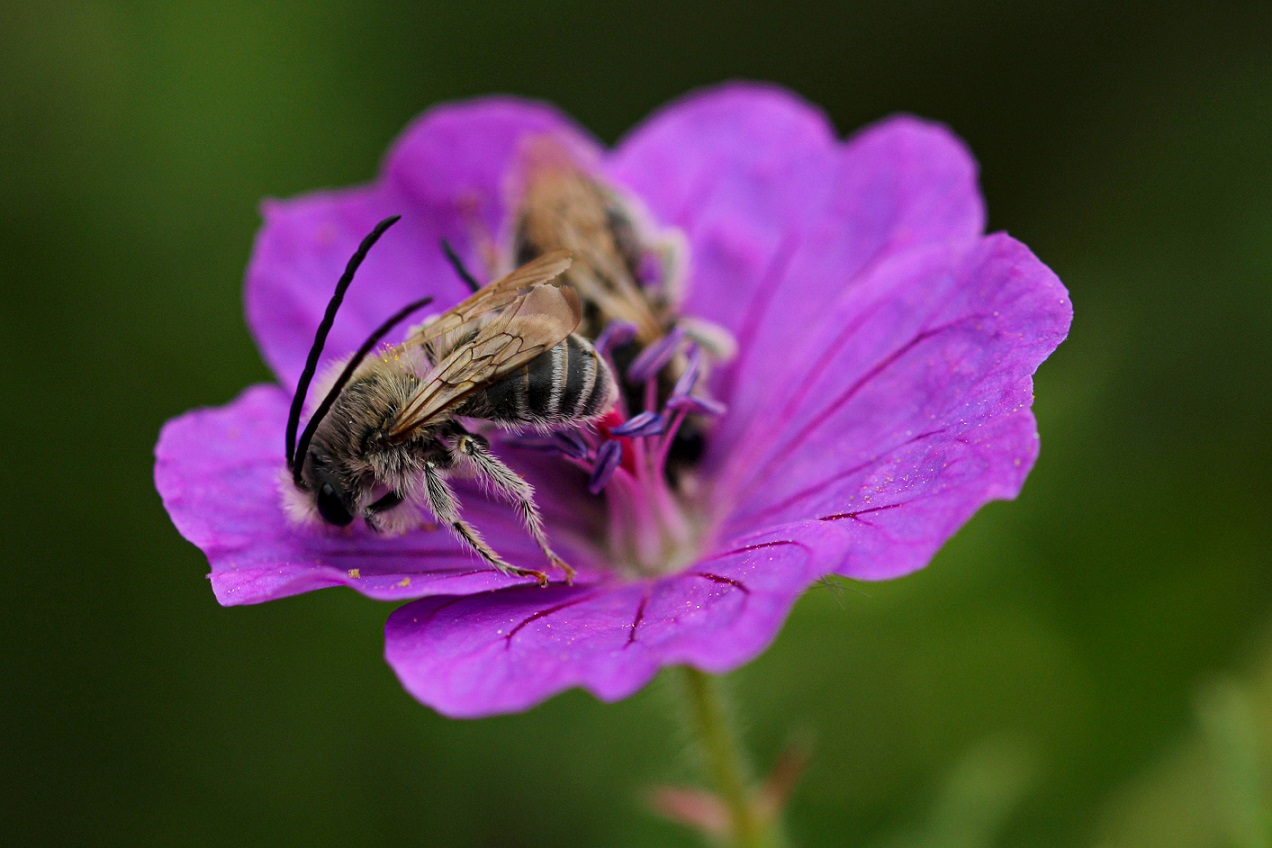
277;215;436;532
279;442;359;528
302;448;356;527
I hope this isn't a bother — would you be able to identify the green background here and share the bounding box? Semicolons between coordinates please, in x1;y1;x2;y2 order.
4;2;1270;845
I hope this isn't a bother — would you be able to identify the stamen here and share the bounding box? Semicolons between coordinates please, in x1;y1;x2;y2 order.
654;407;690;470
670;345;704;400
612;411;666;438
589;440;624;494
595;320;638;357
666;393;727;417
554;430;592;460
627;326;686;384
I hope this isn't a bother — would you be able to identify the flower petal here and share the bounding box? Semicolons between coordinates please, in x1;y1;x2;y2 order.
384;527;826;717
246;184;432;389
247;98;598;387
608;85;984;401
714;114;987;417
154;385;598;606
711;234;1072;580
384;96;598;237
608;83;838;340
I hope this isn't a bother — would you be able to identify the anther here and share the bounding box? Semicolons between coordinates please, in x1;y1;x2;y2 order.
670;345;703;400
595;320;639;357
588;440;624;494
553;430;591;460
666;393;727;417
627;326;686;384
611;411;665;438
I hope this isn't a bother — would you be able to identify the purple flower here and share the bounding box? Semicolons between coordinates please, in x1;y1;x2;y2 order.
155;83;1071;718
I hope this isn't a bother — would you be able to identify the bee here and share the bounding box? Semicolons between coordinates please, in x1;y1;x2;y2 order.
282;215;615;586
510;138;674;346
508;139;733;469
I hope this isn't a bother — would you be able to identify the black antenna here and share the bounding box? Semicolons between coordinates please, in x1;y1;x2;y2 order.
440;239;482;293
292;294;434;486
286;215;401;470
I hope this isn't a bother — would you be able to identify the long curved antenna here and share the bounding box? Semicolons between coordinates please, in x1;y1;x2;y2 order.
292;294;435;486
440;239;483;293
286;215;401;470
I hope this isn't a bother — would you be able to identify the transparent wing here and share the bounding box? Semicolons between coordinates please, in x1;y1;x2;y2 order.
387;281;581;439
403;249;574;355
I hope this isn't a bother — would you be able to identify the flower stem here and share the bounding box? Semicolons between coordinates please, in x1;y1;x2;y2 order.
677;666;783;848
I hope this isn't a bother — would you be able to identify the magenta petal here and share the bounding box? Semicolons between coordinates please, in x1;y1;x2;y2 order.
244;184;432;389
385;529;825;718
608;83;839;339
154;385;567;606
712;234;1072;580
385;97;599;236
608;86;984;376
246;98;598;387
716;114;987;408
245;184;436;389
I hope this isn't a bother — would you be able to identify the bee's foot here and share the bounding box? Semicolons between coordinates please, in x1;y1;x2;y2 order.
550;555;576;585
500;562;550;587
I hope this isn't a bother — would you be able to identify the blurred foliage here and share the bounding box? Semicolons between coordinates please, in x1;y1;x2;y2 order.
1091;630;1272;848
2;1;1270;846
866;736;1039;848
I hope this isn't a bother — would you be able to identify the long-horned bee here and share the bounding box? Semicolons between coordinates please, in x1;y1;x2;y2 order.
283;215;615;586
508;140;733;472
510;138;677;347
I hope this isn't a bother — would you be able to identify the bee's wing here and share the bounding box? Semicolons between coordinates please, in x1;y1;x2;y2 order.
403;250;574;354
387;281;582;439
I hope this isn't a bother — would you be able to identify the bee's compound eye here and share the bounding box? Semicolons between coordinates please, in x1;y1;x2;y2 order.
316;482;354;526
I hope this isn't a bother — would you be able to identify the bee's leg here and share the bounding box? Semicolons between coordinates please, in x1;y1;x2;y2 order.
422;462;549;587
364;490;437;536
455;433;576;585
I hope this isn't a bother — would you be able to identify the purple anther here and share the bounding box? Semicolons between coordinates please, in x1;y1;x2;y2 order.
671;345;704;400
611;411;665;438
553;430;591;461
666;393;727;417
627;326;686;384
595;320;639;357
588;440;624;494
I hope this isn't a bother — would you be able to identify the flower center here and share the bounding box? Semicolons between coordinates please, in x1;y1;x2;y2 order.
594;400;705;577
590;330;722;576
495;145;734;576
509;328;725;578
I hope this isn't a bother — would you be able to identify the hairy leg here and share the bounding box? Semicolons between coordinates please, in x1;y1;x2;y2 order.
422;461;549;587
456;432;576;584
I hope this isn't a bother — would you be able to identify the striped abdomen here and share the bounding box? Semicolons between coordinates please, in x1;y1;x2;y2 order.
461;333;614;426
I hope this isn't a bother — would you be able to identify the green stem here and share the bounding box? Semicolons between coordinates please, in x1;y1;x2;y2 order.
678;666;783;848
